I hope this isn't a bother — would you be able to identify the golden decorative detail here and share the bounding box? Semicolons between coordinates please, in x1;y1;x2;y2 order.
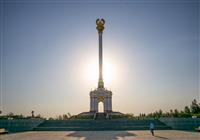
98;96;104;102
98;79;104;88
96;18;105;33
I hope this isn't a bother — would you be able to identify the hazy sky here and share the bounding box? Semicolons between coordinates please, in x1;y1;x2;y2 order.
0;0;199;118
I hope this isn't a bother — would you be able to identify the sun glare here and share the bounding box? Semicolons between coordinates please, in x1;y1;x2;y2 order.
83;56;116;88
104;62;114;85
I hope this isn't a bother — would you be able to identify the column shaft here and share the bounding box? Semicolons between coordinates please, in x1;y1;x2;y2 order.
98;32;104;88
99;33;103;81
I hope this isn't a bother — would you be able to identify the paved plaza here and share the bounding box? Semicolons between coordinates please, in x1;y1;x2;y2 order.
0;130;199;140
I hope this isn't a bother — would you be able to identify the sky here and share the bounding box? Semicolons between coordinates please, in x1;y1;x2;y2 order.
0;0;199;118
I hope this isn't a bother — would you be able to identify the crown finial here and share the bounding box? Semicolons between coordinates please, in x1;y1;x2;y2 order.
96;18;105;33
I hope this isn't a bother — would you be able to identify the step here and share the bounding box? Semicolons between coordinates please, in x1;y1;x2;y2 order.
34;119;171;131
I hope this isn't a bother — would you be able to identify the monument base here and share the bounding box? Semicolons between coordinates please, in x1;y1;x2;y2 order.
77;111;124;120
77;87;124;119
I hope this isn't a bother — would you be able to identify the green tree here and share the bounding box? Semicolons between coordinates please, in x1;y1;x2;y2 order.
158;109;163;117
8;112;14;117
190;99;200;114
63;114;68;120
173;109;179;117
48;117;54;120
184;106;191;114
169;109;173;117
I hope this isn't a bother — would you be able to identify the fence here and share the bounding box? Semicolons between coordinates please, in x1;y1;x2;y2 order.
160;117;200;130
0;119;44;132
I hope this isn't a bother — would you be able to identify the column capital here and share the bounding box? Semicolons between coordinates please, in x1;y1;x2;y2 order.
98;79;104;88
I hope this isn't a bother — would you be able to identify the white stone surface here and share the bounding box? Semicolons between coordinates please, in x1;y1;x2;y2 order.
0;130;200;140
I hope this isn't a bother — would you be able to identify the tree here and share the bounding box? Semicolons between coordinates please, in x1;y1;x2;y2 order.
169;109;173;117
67;113;71;118
173;109;179;117
31;111;35;118
63;114;68;120
58;115;62;120
184;106;191;114
190;99;200;114
8;112;14;117
48;117;54;120
158;109;163;117
35;114;42;119
165;112;170;117
127;113;134;118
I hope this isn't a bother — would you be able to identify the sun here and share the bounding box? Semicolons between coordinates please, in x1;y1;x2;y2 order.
83;56;116;88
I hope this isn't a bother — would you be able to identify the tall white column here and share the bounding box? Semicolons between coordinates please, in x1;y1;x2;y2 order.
96;19;105;88
99;32;103;83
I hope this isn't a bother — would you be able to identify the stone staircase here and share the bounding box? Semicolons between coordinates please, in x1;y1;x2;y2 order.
94;113;107;120
34;119;171;131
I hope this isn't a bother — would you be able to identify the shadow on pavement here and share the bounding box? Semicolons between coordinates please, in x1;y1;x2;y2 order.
155;135;169;139
66;131;136;140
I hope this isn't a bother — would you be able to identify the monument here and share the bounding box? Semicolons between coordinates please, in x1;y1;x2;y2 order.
90;19;112;114
78;19;123;119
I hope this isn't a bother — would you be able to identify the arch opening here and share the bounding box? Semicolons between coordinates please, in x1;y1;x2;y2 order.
98;102;104;112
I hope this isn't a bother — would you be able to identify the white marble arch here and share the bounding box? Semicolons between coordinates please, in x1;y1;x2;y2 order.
90;88;112;113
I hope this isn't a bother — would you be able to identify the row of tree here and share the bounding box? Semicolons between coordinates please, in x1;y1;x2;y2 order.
1;99;200;119
49;113;72;120
140;99;200;118
0;112;44;120
0;111;72;120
